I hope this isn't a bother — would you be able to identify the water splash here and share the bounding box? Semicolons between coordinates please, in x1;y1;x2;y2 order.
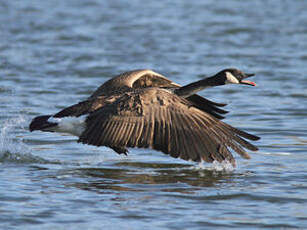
258;151;292;156
0;116;48;164
193;160;235;172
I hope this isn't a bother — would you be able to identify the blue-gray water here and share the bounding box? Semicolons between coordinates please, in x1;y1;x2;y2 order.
1;1;307;229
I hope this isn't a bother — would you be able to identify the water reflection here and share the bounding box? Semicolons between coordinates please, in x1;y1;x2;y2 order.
66;162;242;194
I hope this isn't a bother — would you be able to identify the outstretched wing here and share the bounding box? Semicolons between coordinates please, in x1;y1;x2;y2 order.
187;94;229;120
54;69;229;120
78;88;259;166
89;69;180;98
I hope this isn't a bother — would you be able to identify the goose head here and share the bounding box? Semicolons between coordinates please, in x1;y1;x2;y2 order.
216;68;256;86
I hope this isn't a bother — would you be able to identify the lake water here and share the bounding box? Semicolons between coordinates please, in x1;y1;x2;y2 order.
1;0;307;229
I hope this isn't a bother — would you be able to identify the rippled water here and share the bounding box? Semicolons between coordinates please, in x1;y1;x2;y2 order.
1;1;307;229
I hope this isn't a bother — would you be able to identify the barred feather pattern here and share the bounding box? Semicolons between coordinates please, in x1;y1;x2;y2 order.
78;88;259;167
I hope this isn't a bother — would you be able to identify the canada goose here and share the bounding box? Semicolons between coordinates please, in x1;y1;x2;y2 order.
29;69;259;166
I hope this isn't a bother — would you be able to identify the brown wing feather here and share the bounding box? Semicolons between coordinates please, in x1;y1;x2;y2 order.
78;88;259;166
54;97;106;118
186;94;229;120
89;69;180;99
56;69;230;121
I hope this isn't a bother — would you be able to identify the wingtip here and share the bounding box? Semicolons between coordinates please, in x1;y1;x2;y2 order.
250;134;261;141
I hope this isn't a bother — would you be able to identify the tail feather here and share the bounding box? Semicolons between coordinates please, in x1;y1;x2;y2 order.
29;115;57;132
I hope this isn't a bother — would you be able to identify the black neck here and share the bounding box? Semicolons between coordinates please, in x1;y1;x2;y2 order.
175;75;224;98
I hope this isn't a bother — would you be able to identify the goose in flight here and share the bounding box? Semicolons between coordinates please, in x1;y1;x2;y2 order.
29;69;259;166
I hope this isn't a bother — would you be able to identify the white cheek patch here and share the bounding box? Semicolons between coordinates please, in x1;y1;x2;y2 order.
225;72;240;84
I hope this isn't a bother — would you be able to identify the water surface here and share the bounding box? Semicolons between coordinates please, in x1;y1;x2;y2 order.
1;1;307;229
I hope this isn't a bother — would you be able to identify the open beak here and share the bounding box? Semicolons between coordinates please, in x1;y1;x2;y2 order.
240;73;256;86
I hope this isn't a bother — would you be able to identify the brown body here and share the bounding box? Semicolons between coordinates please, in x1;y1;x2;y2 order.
30;69;260;166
